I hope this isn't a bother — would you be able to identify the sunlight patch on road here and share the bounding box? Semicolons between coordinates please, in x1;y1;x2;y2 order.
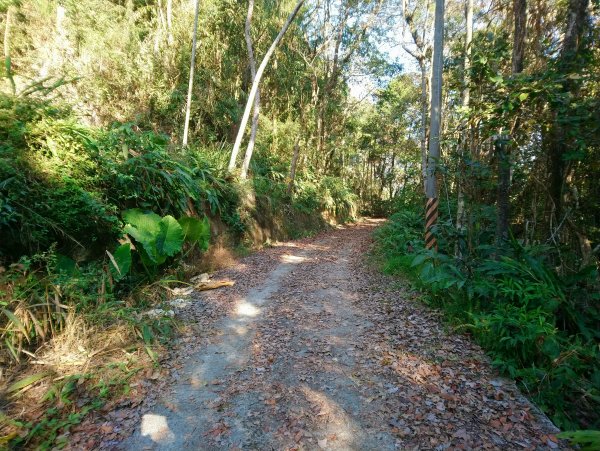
300;385;354;443
391;351;438;384
141;414;175;443
233;324;249;335
236;300;261;317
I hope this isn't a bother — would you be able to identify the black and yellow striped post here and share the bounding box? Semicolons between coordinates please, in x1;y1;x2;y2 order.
425;197;439;251
424;0;444;252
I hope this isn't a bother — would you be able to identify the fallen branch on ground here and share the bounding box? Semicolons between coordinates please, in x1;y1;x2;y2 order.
194;281;235;291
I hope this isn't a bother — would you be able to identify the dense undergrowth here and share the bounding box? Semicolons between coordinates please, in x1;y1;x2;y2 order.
0;94;356;448
373;201;600;431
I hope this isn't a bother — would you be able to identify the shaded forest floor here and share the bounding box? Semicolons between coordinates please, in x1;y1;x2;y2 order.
66;220;563;450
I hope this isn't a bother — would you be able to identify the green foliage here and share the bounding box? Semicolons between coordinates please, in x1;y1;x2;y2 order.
107;243;132;282
178;216;211;251
123;209;182;265
558;430;600;451
375;211;600;429
243;150;358;236
1;250;105;364
0;96;229;260
374;209;423;261
94;124;222;217
122;209;209;268
0;95;116;257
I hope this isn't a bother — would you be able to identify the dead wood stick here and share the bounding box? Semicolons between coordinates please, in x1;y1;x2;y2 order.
194;281;234;291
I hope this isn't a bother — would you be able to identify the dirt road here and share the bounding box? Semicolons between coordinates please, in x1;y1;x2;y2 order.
115;220;559;450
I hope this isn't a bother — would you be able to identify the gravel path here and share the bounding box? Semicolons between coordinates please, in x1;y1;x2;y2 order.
113;220;561;450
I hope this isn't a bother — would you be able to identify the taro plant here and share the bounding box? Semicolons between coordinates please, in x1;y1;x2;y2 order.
109;209;210;277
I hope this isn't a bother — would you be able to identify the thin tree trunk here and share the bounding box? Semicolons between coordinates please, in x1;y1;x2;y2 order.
455;0;473;256
512;0;527;74
182;0;201;146
388;153;395;199
241;0;260;179
424;0;444;250
400;161;409;199
4;6;16;95
496;0;527;244
419;59;428;191
495;137;511;243
548;0;589;221
287;135;301;194
229;0;305;172
155;0;165;53
166;0;173;45
158;0;167;30
315;104;325;173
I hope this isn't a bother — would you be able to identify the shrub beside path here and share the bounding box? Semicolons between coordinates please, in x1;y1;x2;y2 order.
70;220;563;450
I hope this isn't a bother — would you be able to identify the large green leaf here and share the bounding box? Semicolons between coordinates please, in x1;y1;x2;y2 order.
123;209;162;262
107;243;132;281
155;215;184;257
123;209;161;246
138;244;166;267
55;254;78;277
178;216;210;251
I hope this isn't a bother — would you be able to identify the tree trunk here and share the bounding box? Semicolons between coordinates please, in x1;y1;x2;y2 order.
495;137;511;243
182;0;201;146
388;153;395;199
287;135;301;194
419;59;428;192
455;0;473;256
511;0;526;74
495;0;527;245
424;0;444;250
228;0;305;172
155;0;165;53
166;0;173;45
548;0;589;220
316;103;326;173
4;6;15;95
240;0;260;179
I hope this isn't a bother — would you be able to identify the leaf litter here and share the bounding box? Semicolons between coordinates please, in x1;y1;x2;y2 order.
65;220;565;450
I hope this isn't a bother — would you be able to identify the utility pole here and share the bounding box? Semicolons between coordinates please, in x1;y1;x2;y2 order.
424;0;444;250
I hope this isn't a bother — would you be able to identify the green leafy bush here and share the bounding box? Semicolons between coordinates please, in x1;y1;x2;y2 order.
0;98;231;261
121;209;210;270
374;211;600;429
558;430;600;451
0;95;120;258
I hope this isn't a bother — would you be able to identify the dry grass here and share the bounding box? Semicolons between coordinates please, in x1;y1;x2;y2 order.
31;314;136;375
187;234;239;274
0;314;145;412
0;313;152;447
